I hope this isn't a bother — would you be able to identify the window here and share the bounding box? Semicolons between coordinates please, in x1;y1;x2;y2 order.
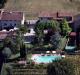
4;23;7;26
10;23;13;26
14;24;16;26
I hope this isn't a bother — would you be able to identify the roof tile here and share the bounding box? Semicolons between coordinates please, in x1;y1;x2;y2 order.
0;11;23;20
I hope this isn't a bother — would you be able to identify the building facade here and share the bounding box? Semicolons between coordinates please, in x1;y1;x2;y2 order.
0;10;25;30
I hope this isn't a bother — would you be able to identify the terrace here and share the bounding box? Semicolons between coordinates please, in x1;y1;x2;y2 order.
38;11;73;23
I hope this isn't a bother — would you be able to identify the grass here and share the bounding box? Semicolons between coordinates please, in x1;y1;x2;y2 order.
27;53;32;60
58;37;67;50
25;43;33;49
9;52;20;59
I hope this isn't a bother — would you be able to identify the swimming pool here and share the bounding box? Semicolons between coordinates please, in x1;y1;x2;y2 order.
31;54;61;63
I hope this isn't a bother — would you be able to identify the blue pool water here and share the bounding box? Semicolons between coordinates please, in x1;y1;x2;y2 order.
65;46;76;52
32;55;61;63
65;46;76;50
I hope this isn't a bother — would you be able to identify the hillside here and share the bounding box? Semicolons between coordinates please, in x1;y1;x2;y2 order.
3;0;80;19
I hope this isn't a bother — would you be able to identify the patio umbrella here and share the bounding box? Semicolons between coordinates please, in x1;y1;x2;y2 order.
62;55;65;58
52;51;56;54
46;51;50;53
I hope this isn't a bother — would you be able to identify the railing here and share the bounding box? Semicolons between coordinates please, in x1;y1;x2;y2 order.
12;68;47;75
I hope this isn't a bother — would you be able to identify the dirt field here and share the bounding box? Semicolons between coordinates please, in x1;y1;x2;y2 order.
3;0;80;19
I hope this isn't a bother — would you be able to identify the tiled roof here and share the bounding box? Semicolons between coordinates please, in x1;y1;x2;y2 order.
39;11;73;18
0;10;23;20
58;11;73;17
39;11;57;18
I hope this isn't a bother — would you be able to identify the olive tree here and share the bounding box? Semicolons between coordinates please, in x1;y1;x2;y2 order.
61;19;72;36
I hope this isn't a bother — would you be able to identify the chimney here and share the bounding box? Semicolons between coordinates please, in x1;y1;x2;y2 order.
57;11;59;17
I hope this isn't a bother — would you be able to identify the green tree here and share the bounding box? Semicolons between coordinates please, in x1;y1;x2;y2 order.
61;19;72;36
19;25;27;35
34;20;45;46
20;42;26;58
17;25;27;41
0;42;4;50
3;37;11;47
2;25;27;57
50;32;61;50
0;0;7;8
2;47;12;59
3;37;16;53
0;0;7;3
15;34;22;51
1;63;13;75
34;20;60;46
47;20;60;32
47;58;75;75
17;25;27;58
